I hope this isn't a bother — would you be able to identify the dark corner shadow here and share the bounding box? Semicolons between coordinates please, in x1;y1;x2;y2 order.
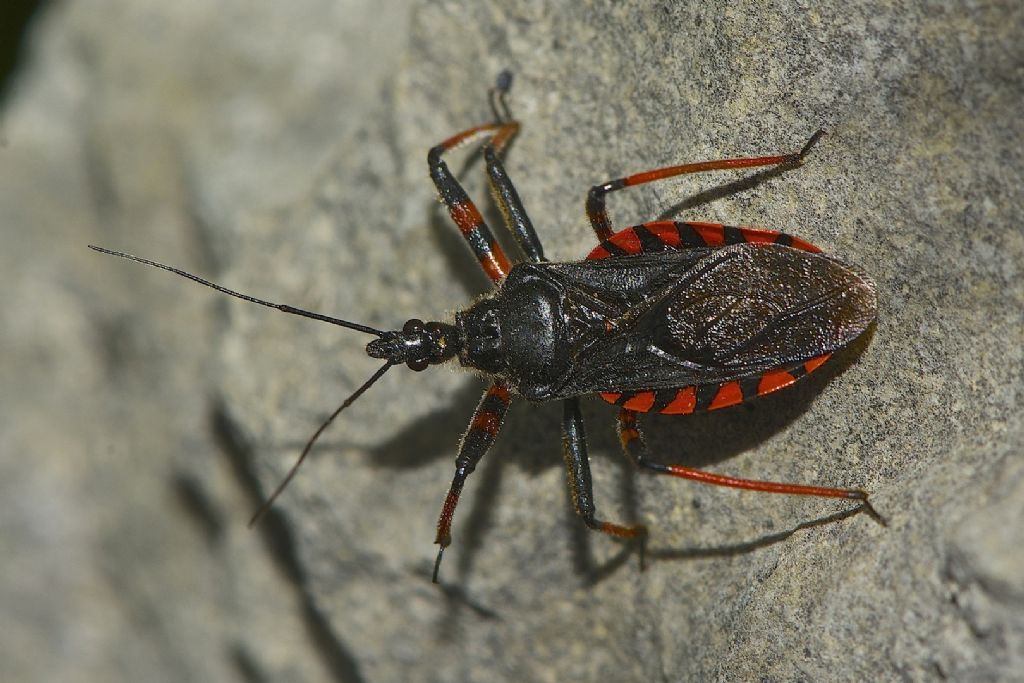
209;400;368;683
655;159;805;221
0;1;48;108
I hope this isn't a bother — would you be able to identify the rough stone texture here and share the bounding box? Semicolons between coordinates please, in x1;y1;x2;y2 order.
2;2;1021;681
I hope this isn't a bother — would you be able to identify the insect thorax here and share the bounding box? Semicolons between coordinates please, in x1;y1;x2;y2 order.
455;265;569;400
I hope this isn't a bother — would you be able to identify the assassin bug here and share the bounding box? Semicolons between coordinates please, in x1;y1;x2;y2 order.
91;71;881;584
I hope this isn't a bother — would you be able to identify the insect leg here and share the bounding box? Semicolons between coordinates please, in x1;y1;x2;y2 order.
428;73;525;283
616;409;885;523
563;398;648;541
431;72;546;270
482;70;544;262
585;130;825;241
485;145;545;262
428;123;517;284
432;383;512;583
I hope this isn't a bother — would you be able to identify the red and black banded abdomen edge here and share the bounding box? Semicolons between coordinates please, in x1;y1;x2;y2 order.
600;353;832;415
587;220;821;261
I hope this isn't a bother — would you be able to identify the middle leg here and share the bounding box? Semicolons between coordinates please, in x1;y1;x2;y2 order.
563;398;647;540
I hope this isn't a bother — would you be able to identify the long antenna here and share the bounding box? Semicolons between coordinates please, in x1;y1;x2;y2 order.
248;360;395;526
88;245;383;336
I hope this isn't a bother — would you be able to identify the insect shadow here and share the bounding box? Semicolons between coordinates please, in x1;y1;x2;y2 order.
330;325;873;593
639;334;873;471
210;401;368;683
655;157;803;221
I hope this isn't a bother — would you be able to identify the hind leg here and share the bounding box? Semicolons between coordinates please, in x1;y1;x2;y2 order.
616;408;884;524
585;131;824;241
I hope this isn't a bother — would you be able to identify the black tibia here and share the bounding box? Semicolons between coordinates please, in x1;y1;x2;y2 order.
561;398;645;540
484;145;545;262
562;398;597;524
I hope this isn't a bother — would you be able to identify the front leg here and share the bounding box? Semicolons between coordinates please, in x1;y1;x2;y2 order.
428;72;538;282
433;383;513;583
429;126;516;284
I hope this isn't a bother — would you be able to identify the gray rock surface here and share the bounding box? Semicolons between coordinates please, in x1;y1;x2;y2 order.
2;1;1021;681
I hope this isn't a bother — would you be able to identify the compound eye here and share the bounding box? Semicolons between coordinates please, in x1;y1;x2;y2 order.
403;318;425;334
407;358;429;372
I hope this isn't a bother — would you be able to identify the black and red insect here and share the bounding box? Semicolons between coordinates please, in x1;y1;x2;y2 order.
91;72;880;583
